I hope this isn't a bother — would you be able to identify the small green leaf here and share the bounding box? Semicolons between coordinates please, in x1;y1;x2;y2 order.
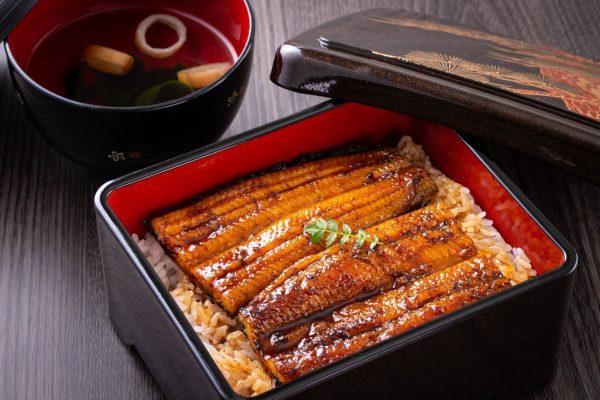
355;229;367;249
369;235;381;250
304;223;320;236
340;234;350;245
311;230;325;244
355;237;365;249
304;219;379;251
340;224;352;244
327;218;338;233
325;232;337;247
342;224;352;236
315;218;328;230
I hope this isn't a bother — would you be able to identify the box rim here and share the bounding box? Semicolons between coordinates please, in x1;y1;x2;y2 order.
94;100;577;400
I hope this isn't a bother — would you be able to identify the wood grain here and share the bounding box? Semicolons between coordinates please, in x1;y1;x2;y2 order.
1;1;599;399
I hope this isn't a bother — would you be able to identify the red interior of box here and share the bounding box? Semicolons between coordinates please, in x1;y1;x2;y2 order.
106;103;564;274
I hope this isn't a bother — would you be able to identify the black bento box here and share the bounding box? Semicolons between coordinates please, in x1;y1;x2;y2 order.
94;9;587;400
95;101;577;400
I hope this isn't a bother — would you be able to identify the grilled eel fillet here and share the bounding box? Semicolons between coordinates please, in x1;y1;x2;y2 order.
151;150;412;271
151;149;394;240
261;256;511;382
205;168;438;313
238;207;478;348
260;204;453;297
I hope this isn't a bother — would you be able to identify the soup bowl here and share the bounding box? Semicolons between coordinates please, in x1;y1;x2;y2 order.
5;0;254;174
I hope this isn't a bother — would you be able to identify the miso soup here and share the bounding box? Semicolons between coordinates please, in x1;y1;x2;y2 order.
27;7;237;107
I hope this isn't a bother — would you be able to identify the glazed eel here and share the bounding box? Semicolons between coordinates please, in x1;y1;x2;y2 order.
151;148;396;241
148;148;510;384
238;206;478;349
151;149;412;272
258;256;510;382
199;166;437;313
151;149;438;313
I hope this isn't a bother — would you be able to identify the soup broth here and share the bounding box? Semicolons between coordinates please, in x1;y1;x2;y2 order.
27;7;237;107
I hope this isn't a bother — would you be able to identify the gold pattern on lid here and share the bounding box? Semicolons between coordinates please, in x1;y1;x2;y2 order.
369;16;600;122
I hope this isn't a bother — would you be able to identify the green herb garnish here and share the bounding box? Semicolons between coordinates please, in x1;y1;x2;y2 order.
304;218;381;250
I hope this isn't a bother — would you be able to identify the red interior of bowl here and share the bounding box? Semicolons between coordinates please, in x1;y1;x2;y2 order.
106;103;564;274
7;0;251;95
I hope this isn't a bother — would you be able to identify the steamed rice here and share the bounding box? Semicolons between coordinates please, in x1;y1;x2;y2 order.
132;136;535;396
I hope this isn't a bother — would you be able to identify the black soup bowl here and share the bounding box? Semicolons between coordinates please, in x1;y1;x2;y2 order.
5;0;254;174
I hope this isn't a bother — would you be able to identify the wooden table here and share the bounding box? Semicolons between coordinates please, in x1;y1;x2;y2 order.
1;1;599;399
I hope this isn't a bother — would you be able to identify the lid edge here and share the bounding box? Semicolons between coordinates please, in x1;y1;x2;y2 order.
0;0;37;41
270;9;600;183
271;39;600;184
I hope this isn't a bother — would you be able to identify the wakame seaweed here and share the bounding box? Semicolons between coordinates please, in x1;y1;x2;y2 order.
64;59;192;107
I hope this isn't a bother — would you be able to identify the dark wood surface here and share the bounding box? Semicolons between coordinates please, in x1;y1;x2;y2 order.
1;1;599;399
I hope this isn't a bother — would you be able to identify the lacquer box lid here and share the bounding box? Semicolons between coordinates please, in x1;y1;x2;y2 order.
0;0;36;40
271;9;600;183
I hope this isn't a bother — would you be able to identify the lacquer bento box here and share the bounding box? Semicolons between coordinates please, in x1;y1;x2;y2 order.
95;100;577;400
